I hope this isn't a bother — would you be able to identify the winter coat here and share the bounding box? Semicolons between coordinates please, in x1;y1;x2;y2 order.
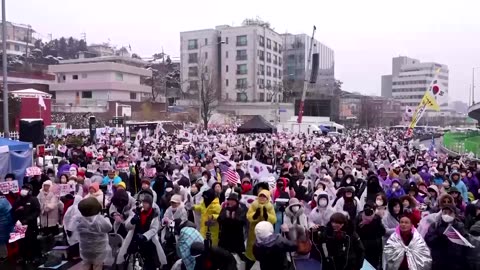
309;191;335;228
334;196;361;220
74;214;112;263
386;187;406;200
355;213;385;269
452;179;469;203
12;194;40;229
177;227;204;270
283;202;308;241
466;221;480;270
218;203;247;254
84;190;105;207
382;211;400;239
63;195;82;245
313;222;365;270
163;205;189;225
463;176;479;199
37;189;62;228
108;194;136;233
193;197;221;246
425;219;468;270
245;191;277;261
0;196;14;244
253;234;297;270
116;208;167;266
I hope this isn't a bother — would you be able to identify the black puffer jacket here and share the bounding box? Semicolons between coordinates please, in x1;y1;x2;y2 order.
253;234;297;270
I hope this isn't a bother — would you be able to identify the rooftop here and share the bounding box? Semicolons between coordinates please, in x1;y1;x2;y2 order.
59;55;149;66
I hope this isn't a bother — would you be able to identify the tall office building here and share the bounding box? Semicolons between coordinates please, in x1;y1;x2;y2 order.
180;22;284;103
282;33;335;98
382;56;449;114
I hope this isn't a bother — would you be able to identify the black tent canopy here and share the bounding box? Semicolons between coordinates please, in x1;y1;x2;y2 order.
237;115;277;134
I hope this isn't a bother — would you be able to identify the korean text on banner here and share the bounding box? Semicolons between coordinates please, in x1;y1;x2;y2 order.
53;183;76;197
0;180;19;194
26;167;42;177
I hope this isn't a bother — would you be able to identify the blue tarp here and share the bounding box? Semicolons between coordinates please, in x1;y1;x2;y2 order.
0;138;33;185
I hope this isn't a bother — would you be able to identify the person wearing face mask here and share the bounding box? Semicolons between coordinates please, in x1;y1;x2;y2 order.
12;184;41;264
355;203;385;269
312;212;365;270
374;193;387;217
135;178;158;204
424;185;440;213
309;191;335;229
400;195;421;228
450;170;469;204
386;179;406;200
159;181;175;217
281;198;308;242
462;170;479;199
359;175;384;209
425;205;468;270
384;215;432;270
334;186;362;221
37;180;62;236
109;188;136;237
333;168;345;189
162;194;188;229
84;182;104;206
240;177;253;195
192;188;221;246
187;183;202;229
217;192;247;256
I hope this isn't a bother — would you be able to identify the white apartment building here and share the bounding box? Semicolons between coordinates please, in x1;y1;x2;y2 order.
180;23;284;103
390;57;449;114
48;55;152;112
0;21;35;56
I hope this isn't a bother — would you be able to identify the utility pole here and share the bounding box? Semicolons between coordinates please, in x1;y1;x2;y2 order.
297;25;316;124
473;68;475;105
2;0;9;137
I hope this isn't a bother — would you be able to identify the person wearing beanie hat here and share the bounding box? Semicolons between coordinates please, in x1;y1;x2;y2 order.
218;190;247;254
116;190;167;268
355;202;385;269
84;182;104;207
253;221;297;270
334;185;362;221
75;197;112;270
245;189;276;262
37;180;61;235
450;170;469;204
116;181;127;190
282;197;308;242
136;178;158;205
109;188;136;234
448;186;467;213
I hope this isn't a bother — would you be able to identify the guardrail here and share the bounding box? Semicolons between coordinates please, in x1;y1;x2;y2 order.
0;132;20;140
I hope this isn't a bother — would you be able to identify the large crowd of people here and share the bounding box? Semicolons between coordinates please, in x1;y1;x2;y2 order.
1;126;480;270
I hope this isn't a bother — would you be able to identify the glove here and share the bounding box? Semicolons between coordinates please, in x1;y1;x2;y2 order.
262;207;268;221
136;233;147;243
130;215;140;225
253;208;261;219
114;215;123;223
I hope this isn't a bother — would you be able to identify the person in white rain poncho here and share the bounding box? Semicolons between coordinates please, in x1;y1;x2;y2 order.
74;197;113;270
37;180;63;234
63;195;83;246
384;215;432;270
308;191;335;228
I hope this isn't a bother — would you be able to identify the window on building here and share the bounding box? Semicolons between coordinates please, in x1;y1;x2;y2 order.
226;65;229;72
273;55;277;65
81;73;88;79
258;50;265;60
258;64;265;75
266;39;271;49
259;36;265;46
279;57;282;66
225;37;229;44
82;91;92;98
266;80;272;89
273;41;278;52
226;79;229;86
258;78;265;88
188;66;199;77
204;66;208;73
188;39;198;50
204;52;208;60
204;38;208;45
236;35;247;46
236;50;247;61
236;78;247;89
189;80;199;90
259;93;265;101
115;72;123;81
14;44;20;51
267;52;271;63
273;68;277;78
278;44;282;53
188;53;198;63
237;64;247;75
130;92;137;100
226;51;229;58
5;43;10;50
267;66;272;76
72;74;79;80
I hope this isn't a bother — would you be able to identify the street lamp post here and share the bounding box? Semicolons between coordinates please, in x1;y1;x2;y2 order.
473;67;480;105
2;0;9;137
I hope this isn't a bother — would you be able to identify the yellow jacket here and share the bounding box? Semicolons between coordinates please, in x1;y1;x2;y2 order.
245;190;276;261
193;197;221;246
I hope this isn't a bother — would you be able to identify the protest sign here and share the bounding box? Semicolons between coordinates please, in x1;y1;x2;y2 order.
9;225;27;243
53;183;76;197
87;164;99;173
58;145;67;153
0;180;19;194
26;167;42;177
100;162;111;171
144;167;157;178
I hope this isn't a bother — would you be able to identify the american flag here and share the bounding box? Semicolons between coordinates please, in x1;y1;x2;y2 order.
222;166;240;185
443;225;474;248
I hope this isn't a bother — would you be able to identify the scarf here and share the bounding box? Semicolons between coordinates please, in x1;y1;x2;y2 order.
140;207;153;227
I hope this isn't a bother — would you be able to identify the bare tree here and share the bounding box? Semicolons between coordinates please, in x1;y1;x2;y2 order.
144;54;180;102
200;73;218;130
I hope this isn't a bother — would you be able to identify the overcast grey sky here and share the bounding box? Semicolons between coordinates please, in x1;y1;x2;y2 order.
5;0;480;103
